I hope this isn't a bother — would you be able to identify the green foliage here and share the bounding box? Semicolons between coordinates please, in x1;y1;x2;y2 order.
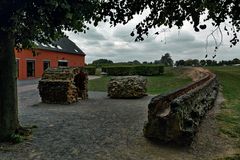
102;65;164;76
92;59;113;67
88;76;110;92
127;60;141;65
84;66;96;75
159;53;173;67
103;66;133;76
8;134;23;144
133;65;164;76
218;58;240;66
98;0;240;45
175;59;238;66
2;0;239;48
88;67;191;95
0;0;101;48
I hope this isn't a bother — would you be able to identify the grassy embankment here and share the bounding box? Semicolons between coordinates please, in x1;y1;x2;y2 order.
88;67;192;95
208;67;240;144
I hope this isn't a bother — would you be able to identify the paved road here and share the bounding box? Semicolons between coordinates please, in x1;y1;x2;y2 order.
0;80;231;160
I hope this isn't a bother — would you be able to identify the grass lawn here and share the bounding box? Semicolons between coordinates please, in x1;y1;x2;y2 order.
208;66;240;143
88;67;192;95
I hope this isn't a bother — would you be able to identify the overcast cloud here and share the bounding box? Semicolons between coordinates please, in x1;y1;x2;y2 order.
66;12;240;64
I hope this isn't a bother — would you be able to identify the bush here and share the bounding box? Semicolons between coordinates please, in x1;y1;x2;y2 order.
9;134;23;144
102;65;164;76
102;66;133;76
133;65;164;76
84;66;96;75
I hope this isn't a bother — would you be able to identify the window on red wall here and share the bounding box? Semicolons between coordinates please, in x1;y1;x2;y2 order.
43;61;50;71
27;60;35;77
58;60;68;67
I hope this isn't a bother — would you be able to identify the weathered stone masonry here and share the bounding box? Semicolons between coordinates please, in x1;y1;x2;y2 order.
38;67;88;104
144;71;219;145
108;76;147;98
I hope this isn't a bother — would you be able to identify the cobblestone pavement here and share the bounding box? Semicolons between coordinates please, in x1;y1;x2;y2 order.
0;82;233;160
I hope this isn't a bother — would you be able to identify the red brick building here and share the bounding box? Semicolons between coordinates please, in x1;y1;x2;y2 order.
15;37;85;80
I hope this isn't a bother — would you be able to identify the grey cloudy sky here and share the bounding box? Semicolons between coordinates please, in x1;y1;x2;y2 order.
66;12;240;64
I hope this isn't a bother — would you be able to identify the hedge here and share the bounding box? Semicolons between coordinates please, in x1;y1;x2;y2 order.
84;66;96;75
102;65;164;76
133;65;164;76
102;66;133;76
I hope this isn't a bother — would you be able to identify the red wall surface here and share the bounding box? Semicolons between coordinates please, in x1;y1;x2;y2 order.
15;49;85;80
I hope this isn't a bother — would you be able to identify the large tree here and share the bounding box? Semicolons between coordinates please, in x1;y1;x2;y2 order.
1;0;240;141
160;53;174;66
0;0;103;141
92;59;113;66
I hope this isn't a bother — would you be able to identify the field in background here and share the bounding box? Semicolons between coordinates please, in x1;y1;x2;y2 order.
208;66;240;147
88;67;192;95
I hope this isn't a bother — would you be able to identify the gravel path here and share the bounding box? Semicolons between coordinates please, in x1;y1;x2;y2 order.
0;84;235;160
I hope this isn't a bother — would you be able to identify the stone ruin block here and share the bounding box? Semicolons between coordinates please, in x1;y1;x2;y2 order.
38;67;88;104
108;76;147;98
39;80;78;104
143;72;219;145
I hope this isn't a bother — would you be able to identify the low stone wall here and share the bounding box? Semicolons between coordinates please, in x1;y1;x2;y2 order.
108;76;147;98
38;67;88;104
143;71;219;145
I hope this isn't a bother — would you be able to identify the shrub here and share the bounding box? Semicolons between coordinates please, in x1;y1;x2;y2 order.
133;65;163;76
84;66;96;75
9;134;23;144
102;65;164;76
102;66;133;76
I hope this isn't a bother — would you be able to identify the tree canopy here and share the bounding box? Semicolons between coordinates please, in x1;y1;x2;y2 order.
96;0;240;46
158;53;174;66
1;1;105;48
1;0;240;48
92;59;114;66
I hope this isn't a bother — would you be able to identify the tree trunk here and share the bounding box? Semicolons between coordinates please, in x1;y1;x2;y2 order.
0;31;20;141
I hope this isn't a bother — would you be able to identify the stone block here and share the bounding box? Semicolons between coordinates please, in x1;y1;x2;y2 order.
108;76;147;98
143;73;219;145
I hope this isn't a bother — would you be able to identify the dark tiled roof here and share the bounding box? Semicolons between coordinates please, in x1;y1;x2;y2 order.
35;37;85;55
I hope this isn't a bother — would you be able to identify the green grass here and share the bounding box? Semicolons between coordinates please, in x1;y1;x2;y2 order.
88;76;110;92
208;66;240;141
88;67;192;95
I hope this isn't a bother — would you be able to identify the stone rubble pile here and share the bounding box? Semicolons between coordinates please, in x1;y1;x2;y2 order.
39;80;78;104
107;76;147;98
38;67;88;104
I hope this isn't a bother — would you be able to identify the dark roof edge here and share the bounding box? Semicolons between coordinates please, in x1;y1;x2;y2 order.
35;37;85;55
36;48;86;56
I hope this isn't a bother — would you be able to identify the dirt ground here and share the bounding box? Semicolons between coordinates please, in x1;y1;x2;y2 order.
177;67;211;81
0;70;238;160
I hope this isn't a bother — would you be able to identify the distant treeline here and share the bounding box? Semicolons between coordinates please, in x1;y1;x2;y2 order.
89;56;240;68
90;53;174;67
175;58;240;66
